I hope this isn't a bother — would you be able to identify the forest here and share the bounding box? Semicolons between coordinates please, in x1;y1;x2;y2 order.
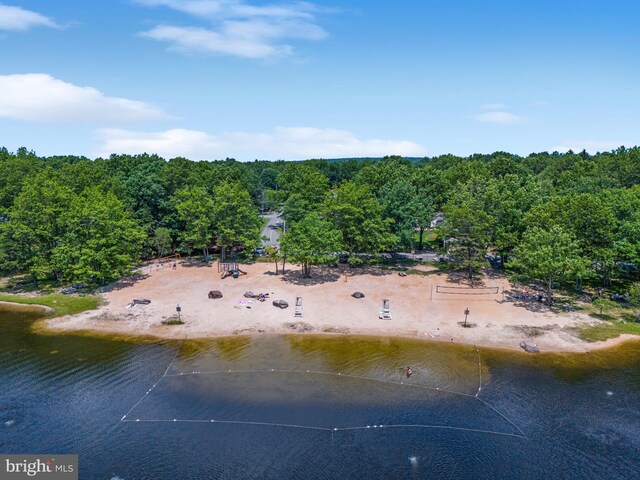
0;146;639;301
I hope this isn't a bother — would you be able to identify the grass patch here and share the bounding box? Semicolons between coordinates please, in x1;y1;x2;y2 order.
412;230;439;247
254;256;274;263
405;268;440;276
577;320;640;342
162;316;184;325
511;325;555;337
0;293;101;317
573;296;640;341
579;299;636;319
457;321;477;328
588;313;617;321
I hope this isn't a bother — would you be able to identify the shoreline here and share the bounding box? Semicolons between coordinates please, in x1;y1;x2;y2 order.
34;262;639;354
42;318;640;354
0;300;54;313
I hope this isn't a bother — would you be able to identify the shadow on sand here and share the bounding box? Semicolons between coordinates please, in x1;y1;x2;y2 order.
278;268;341;286
98;272;151;293
264;265;393;286
446;271;487;287
500;289;580;314
178;258;216;269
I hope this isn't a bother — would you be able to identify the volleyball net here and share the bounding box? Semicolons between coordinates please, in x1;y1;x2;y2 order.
435;286;500;295
432;285;501;301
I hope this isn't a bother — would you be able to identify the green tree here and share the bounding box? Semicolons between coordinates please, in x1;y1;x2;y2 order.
212;182;262;260
602;188;640;282
628;282;640;306
441;160;490;193
379;180;419;249
0;152;43;211
412;164;448;211
276;164;329;223
152;227;173;258
0;173;73;286
120;163;171;229
53;188;145;284
354;156;412;197
264;245;282;274
379;180;434;250
525;193;618;284
510;225;588;294
592;297;617;316
442;181;492;280
487;153;529;179
280;212;343;277
283;193;316;224
172;186;215;256
614;220;640;270
481;175;546;266
322;181;396;257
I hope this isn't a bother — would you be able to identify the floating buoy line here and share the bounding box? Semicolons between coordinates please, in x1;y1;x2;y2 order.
119;341;527;440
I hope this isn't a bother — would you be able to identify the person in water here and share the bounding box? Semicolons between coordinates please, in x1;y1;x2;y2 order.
406;366;413;378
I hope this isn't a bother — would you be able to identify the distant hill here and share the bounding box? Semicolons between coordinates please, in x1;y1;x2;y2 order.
318;157;427;163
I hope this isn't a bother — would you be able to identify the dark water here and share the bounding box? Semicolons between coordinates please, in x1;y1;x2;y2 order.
1;305;639;479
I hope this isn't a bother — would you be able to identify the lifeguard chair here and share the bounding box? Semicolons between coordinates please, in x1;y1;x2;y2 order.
379;299;391;319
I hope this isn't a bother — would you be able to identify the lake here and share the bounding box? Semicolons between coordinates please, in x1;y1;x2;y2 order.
1;304;639;479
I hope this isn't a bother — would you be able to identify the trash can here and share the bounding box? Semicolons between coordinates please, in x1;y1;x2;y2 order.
233;270;239;279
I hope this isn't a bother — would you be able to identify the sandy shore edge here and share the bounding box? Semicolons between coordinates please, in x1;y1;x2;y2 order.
34;262;639;354
0;300;54;313
43;316;640;353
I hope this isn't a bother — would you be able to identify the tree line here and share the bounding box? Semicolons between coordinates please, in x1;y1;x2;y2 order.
1;146;639;296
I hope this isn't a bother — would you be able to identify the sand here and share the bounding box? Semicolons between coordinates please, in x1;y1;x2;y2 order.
0;300;53;313
45;261;637;352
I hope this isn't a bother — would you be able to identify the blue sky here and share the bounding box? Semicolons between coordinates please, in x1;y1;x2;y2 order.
1;0;638;160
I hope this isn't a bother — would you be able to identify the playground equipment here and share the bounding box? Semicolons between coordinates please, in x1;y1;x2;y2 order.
218;262;247;279
379;299;391;319
294;297;303;318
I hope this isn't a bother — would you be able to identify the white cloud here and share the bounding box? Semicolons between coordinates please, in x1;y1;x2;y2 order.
135;0;324;19
95;126;427;160
552;140;628;154
140;25;294;58
0;4;58;31
136;0;329;59
0;74;168;124
473;111;523;124
481;103;506;110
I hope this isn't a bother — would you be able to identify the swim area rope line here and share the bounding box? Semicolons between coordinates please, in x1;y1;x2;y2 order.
120;342;527;440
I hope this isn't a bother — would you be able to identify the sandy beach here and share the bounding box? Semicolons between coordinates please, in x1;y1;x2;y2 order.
45;261;637;352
